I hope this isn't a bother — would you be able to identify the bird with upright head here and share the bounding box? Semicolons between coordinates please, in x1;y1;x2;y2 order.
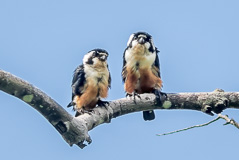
67;49;111;116
122;32;164;121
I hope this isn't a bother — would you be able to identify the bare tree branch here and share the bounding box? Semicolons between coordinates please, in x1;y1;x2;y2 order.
0;69;91;148
157;116;221;136
1;69;239;148
156;113;239;136
219;114;239;129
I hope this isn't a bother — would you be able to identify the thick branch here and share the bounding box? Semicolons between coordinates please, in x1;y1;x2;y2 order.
1;69;239;148
0;70;91;148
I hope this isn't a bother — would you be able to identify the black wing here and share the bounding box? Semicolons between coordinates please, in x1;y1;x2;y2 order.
107;64;112;88
71;65;86;99
122;48;128;82
153;49;161;78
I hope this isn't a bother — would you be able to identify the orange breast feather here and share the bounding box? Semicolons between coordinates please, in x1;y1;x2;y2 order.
74;80;99;110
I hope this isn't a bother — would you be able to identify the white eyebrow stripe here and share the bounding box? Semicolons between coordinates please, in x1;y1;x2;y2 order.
138;35;147;38
99;53;108;56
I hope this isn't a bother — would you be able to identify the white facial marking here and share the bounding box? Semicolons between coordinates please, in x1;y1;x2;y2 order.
138;34;147;38
83;51;94;64
127;34;135;46
144;42;151;50
150;38;156;51
131;40;138;47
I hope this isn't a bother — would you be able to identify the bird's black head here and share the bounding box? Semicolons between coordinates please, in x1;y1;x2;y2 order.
126;31;158;53
83;49;109;65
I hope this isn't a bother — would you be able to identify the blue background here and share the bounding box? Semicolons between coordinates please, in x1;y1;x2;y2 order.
1;0;239;159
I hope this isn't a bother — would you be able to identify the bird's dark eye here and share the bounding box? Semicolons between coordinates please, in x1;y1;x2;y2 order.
93;52;99;57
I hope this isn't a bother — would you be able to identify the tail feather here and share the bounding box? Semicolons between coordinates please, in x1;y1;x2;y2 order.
143;110;155;121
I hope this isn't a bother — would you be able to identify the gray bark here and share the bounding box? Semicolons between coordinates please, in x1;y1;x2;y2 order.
0;69;239;148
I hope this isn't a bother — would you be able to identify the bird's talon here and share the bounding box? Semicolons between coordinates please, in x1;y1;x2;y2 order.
153;89;167;105
126;93;132;98
133;92;141;99
97;100;109;108
75;108;94;117
136;94;141;99
87;110;94;115
126;92;141;103
72;105;77;111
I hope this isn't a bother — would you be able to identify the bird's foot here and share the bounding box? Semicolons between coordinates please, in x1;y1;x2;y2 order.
153;89;167;105
126;92;141;103
75;108;94;117
72;105;78;111
97;99;109;109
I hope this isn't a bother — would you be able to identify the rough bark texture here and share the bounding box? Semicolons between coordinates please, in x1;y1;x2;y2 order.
0;69;239;148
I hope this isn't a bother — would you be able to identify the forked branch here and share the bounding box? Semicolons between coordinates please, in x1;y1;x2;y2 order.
0;69;239;148
157;113;239;136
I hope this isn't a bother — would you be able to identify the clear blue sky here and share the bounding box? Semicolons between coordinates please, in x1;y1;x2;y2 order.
1;0;239;159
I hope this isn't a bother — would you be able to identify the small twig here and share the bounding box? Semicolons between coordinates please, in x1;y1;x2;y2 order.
218;114;239;129
157;116;221;136
157;113;239;136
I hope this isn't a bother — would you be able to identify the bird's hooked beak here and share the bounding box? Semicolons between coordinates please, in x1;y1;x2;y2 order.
138;37;145;44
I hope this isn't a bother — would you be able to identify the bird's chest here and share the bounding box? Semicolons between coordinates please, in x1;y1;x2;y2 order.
125;48;155;71
85;67;109;87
